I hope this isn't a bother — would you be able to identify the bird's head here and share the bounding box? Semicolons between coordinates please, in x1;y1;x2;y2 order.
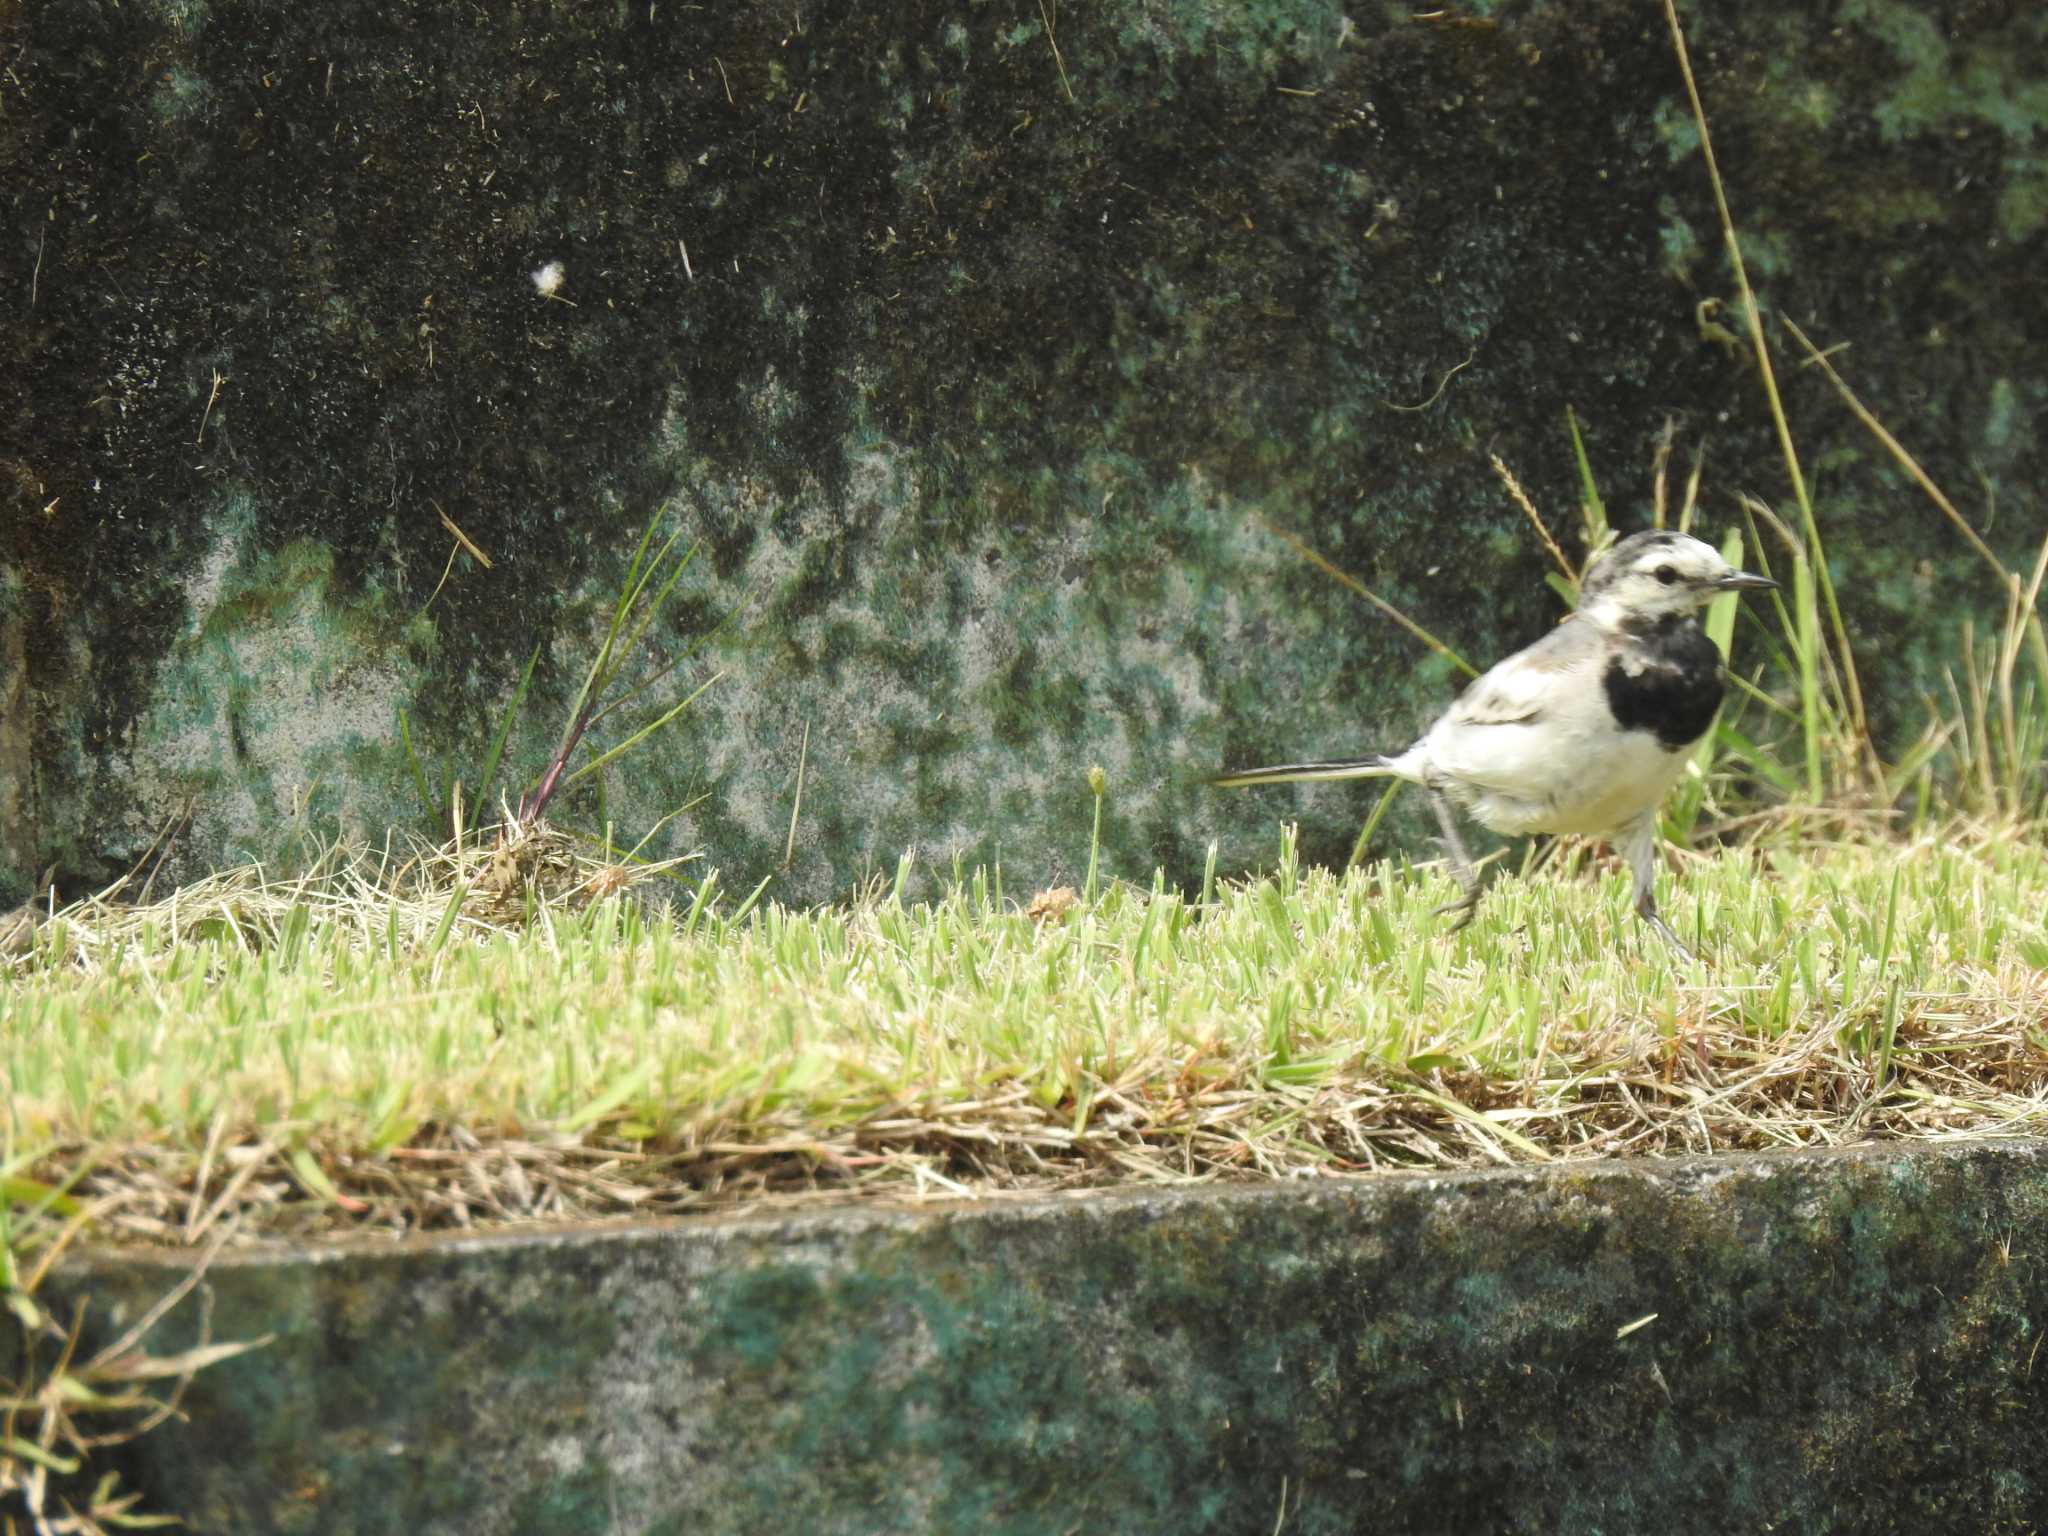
1577;530;1774;627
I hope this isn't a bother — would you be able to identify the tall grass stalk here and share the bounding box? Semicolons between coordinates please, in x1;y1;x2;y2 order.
1780;317;2048;822
1660;0;1872;784
1084;765;1108;905
1659;0;2048;828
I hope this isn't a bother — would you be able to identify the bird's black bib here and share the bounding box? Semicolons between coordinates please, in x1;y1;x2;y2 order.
1602;615;1725;750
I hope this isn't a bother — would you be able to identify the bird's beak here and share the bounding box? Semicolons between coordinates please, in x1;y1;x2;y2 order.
1715;571;1777;592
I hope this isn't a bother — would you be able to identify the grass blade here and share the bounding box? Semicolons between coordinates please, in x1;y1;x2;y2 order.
473;644;542;829
398;707;438;827
559;673;723;794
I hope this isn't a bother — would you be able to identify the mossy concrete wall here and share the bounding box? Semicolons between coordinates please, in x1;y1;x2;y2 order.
45;1140;2048;1533
6;0;2046;903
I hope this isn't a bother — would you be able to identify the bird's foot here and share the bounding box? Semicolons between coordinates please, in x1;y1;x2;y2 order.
1432;885;1482;933
1638;907;1697;964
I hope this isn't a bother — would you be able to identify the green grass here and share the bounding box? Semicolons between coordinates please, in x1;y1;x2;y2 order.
7;825;2048;1241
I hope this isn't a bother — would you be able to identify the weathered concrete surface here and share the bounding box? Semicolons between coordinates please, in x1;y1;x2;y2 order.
42;1140;2048;1533
5;1;2047;905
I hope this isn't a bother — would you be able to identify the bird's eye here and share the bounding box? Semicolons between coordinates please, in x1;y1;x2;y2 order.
1654;565;1679;586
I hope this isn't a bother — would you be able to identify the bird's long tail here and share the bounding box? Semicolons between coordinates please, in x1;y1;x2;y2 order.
1208;755;1401;789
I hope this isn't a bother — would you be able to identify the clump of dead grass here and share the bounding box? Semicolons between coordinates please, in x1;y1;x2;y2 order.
2;1186;267;1534
5;818;692;971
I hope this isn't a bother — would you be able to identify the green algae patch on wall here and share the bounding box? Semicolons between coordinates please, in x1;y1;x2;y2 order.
116;496;434;871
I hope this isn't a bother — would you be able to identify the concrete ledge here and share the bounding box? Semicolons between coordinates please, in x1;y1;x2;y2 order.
50;1140;2048;1533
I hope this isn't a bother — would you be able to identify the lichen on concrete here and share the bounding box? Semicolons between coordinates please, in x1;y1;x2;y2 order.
46;1140;2048;1532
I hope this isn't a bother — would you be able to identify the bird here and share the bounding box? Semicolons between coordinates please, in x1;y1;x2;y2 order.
1212;530;1776;955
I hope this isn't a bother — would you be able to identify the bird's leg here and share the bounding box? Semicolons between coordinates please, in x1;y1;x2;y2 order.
1621;814;1694;962
1423;778;1483;931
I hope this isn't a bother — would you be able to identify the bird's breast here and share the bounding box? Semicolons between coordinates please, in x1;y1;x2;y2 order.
1600;619;1725;750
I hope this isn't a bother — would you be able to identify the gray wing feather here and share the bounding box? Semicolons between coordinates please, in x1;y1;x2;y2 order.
1443;617;1603;729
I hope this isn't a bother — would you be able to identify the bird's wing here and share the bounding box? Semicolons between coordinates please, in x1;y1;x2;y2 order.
1442;616;1604;729
1419;616;1615;805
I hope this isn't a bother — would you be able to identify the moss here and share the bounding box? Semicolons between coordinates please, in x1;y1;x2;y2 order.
1841;0;2048;240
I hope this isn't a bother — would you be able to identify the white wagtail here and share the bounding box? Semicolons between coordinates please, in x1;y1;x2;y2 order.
1213;530;1775;954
